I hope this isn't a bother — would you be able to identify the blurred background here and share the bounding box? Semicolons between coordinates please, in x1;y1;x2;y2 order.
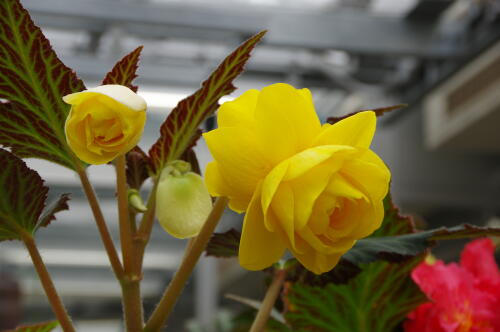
1;0;500;330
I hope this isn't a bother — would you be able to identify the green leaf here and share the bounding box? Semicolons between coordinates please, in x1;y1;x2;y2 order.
206;228;241;258
102;46;143;92
7;321;59;332
148;31;267;173
285;257;426;332
0;0;86;169
0;149;70;241
343;224;500;266
284;195;426;332
327;104;407;124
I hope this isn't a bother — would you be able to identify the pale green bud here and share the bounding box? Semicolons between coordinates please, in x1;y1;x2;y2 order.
156;160;212;239
128;189;147;213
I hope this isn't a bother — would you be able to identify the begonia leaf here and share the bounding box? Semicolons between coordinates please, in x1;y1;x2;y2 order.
343;224;500;266
8;321;59;332
126;146;151;190
206;228;241;258
0;149;69;241
148;31;266;173
0;0;85;169
284;195;426;331
285;256;426;332
327;104;407;124
102;46;143;92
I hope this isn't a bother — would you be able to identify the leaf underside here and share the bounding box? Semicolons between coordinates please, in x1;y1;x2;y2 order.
0;149;69;241
0;0;85;169
8;321;59;332
148;30;267;173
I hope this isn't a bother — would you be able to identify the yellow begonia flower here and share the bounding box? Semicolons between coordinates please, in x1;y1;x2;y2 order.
203;83;391;274
63;85;147;164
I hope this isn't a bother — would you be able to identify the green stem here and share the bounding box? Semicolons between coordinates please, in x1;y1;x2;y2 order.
22;233;76;332
135;180;158;272
115;154;144;331
76;166;124;278
143;197;228;332
249;269;286;332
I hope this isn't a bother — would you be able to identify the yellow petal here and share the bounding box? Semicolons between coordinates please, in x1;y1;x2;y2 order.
239;183;286;270
327;199;384;239
289;162;336;230
217;89;259;128
261;145;354;230
283;145;355;181
204;161;248;213
63;85;146;112
270;182;296;249
255;83;321;164
313;111;376;148
204;127;270;210
308;194;336;235
261;161;289;231
326;174;367;201
293;236;344;275
340;152;390;202
300;226;356;255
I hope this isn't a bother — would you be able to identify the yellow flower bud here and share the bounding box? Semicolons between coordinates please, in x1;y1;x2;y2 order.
156;161;213;239
63;85;147;164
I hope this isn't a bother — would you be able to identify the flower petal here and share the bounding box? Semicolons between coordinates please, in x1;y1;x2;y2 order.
205;161;248;212
340;151;390;202
313;111;376;148
217;89;259;128
293;236;343;275
255;83;321;164
63;85;146;112
460;238;500;282
270;182;296;249
204;126;271;210
261;161;289;230
283;145;354;181
239;183;286;271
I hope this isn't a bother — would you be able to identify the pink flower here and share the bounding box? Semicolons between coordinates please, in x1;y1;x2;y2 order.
404;238;500;332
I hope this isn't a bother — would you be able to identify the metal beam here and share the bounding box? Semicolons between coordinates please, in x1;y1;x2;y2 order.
23;0;465;58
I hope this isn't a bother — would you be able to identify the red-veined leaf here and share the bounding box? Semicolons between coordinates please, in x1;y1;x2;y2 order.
148;30;267;173
0;149;70;241
102;46;143;92
0;0;85;169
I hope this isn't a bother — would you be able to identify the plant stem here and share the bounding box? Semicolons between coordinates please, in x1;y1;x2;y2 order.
249;269;287;332
143;197;228;332
22;234;76;332
76;166;124;278
115;155;136;276
115;154;144;331
135;180;158;272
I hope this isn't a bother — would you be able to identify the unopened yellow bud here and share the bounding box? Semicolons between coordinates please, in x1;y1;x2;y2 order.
156;161;212;239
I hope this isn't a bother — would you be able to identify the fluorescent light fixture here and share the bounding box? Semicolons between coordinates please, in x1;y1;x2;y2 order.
138;90;234;109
